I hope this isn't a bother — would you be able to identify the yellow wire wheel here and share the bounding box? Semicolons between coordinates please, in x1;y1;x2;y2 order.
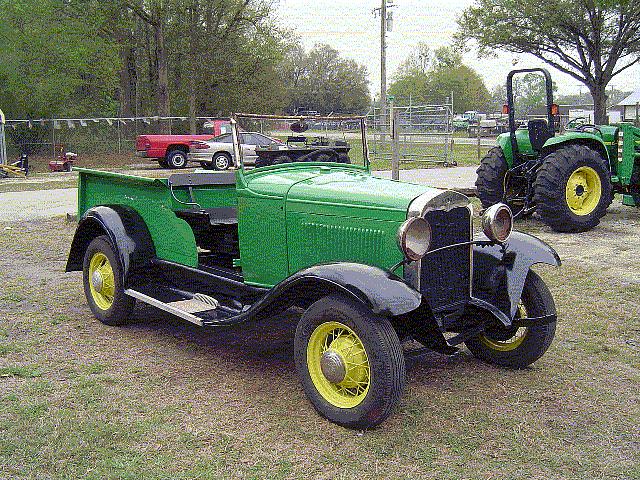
306;321;371;409
479;304;529;352
88;251;116;310
565;166;602;216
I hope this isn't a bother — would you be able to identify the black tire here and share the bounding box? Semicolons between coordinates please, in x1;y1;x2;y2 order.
82;236;135;326
158;158;169;168
476;147;508;208
211;152;231;171
337;153;351;164
64;162;72;172
533;144;612;232
465;270;556;368
166;149;188;169
294;294;406;429
314;153;332;163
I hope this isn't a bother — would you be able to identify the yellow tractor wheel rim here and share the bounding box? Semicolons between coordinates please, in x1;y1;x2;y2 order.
479;304;529;352
307;321;370;408
565;166;602;216
88;252;115;311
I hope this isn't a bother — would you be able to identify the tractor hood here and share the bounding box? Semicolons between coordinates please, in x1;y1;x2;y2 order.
285;168;437;221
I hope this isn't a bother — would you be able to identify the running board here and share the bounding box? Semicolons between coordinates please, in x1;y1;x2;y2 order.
125;288;215;326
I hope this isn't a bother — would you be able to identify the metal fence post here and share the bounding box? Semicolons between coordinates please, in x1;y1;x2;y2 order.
0;109;6;165
391;101;400;180
477;123;481;162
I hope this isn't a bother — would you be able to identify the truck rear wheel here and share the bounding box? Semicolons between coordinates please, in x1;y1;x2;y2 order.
294;294;406;429
166;149;188;169
534;144;612;232
83;236;135;326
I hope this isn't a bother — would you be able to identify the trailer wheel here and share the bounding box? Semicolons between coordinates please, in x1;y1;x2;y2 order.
465;270;556;368
294;294;406;429
337;153;351;164
83;236;135;326
534;144;612;232
212;152;231;170
476;147;508;208
166;149;188;169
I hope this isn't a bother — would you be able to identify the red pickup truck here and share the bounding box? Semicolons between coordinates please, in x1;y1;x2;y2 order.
135;119;231;169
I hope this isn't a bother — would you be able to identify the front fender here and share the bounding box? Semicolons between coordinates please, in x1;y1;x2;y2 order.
65;205;155;285
258;262;422;317
473;231;560;322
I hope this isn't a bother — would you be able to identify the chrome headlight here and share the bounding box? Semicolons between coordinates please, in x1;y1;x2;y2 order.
482;203;513;242
397;217;432;261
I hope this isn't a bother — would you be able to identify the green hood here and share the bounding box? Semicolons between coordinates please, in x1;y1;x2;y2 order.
286;168;436;221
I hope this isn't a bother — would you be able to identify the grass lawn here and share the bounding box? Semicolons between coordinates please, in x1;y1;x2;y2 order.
1;212;638;479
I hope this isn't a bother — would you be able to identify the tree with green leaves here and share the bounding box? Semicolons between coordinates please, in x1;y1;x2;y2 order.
458;0;640;124
280;43;371;114
388;45;490;112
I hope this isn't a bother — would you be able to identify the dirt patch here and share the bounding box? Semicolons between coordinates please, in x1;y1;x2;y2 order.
521;199;640;285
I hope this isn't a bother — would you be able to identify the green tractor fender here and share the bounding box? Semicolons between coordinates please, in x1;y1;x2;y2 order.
496;130;611;168
541;132;611;165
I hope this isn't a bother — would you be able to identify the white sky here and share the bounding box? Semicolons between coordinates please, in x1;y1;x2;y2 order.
276;0;640;100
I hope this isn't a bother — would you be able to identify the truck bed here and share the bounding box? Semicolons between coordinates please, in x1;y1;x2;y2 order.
75;168;238;268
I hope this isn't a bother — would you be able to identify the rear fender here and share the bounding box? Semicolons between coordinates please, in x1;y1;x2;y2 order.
66;205;155;286
541;133;610;164
473;231;560;322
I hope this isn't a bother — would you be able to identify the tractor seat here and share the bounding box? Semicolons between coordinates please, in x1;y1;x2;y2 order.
528;119;553;151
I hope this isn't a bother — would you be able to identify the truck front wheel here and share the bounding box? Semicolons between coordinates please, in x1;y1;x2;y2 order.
82;236;135;326
533;144;612;232
294;294;406;429
465;270;556;368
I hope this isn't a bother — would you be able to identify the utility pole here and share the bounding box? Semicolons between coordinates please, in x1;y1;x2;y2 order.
380;0;387;116
374;1;395;117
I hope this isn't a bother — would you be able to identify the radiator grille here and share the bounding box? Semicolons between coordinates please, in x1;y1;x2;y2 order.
419;207;471;312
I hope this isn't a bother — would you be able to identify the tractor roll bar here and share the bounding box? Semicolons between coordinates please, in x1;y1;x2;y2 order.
506;68;555;159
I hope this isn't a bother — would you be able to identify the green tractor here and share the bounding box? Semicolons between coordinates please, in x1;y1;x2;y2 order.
476;68;640;232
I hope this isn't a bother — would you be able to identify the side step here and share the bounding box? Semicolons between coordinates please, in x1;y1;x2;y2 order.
125;289;217;327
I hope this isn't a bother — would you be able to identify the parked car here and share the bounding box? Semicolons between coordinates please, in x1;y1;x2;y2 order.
135;119;231;169
66;114;560;429
188;132;283;170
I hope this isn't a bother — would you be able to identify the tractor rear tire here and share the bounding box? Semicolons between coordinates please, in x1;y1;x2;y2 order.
476;147;508;208
533;144;612;232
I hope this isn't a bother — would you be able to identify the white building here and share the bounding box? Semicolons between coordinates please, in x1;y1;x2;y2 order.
618;90;640;122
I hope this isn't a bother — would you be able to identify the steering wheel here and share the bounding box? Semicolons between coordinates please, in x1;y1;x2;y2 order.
565;117;588;131
576;124;603;136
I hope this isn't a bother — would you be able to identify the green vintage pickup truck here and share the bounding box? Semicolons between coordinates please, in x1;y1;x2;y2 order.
66;114;560;429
